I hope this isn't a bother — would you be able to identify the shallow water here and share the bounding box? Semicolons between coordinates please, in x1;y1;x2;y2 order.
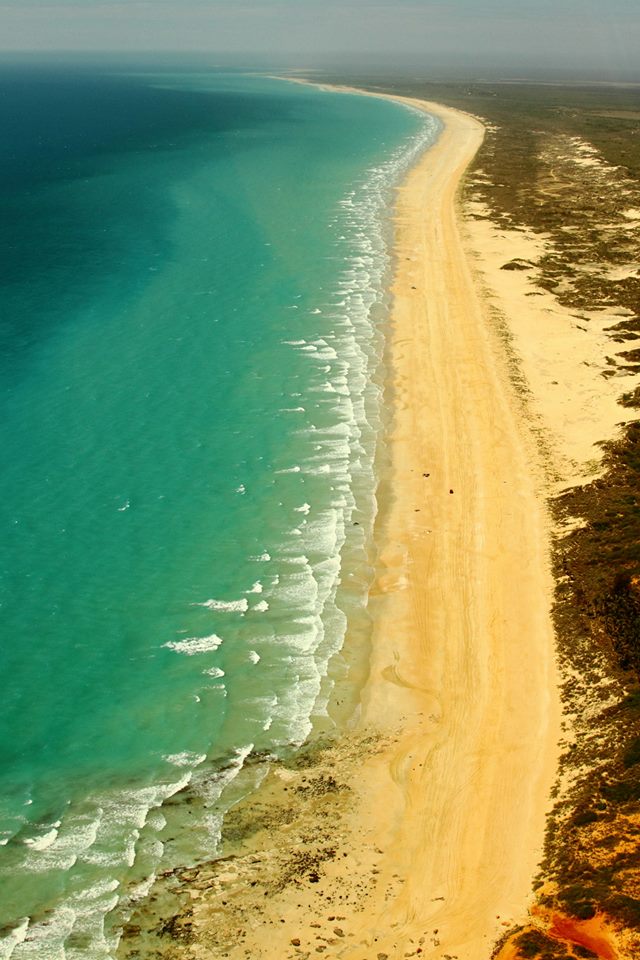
0;66;438;957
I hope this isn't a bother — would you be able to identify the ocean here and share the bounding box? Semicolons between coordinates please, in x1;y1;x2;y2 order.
0;64;438;958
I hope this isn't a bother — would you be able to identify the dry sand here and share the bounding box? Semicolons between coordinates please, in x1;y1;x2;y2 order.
122;93;563;960
463;202;640;489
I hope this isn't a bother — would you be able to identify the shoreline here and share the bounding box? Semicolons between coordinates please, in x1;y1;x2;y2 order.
298;83;562;955
119;88;562;959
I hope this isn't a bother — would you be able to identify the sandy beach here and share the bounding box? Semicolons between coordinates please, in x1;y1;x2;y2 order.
336;94;561;957
119;93;564;960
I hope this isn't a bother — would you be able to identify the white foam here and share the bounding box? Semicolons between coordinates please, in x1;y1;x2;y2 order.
23;824;60;851
195;598;248;613
246;580;263;594
248;651;261;664
275;465;301;474
235;483;246;494
164;752;207;768
252;600;269;612
247;114;441;747
80;849;124;868
203;666;226;678
146;810;166;832
194;744;255;812
250;551;271;561
0;917;29;959
276;570;318;607
20;812;100;875
72;877;120;903
163;633;223;655
127;873;158;904
3;769;206;958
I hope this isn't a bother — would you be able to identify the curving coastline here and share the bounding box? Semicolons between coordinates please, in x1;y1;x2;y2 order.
117;92;561;960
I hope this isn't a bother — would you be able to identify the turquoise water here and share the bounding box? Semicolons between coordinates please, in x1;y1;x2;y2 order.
0;66;438;957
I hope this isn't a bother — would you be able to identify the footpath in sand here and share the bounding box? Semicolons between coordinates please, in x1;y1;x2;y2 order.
118;97;561;960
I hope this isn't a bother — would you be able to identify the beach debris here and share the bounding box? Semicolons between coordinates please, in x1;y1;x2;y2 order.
291;938;301;946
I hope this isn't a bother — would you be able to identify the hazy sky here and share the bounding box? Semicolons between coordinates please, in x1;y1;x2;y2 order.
1;0;639;78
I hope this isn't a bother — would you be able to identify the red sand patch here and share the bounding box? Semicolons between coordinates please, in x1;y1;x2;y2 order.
547;911;618;960
495;910;620;960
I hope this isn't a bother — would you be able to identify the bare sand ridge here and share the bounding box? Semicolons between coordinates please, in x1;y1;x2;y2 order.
464;205;640;488
120;93;562;960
